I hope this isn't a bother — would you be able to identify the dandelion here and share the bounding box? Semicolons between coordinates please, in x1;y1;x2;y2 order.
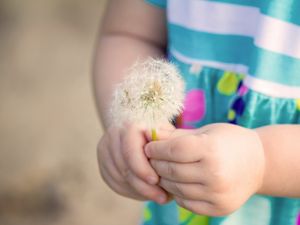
110;58;185;140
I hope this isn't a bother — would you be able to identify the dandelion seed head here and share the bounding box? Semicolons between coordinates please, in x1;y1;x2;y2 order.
110;58;185;128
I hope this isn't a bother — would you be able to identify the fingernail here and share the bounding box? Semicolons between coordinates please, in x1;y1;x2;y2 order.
156;195;166;204
147;176;157;185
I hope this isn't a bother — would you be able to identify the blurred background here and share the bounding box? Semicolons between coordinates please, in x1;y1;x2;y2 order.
0;0;141;224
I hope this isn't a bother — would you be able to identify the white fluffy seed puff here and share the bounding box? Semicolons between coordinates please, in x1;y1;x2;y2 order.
110;58;185;129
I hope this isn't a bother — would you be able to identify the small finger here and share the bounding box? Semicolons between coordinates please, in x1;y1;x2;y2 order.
145;134;205;162
126;170;168;204
121;124;159;185
97;135;126;184
108;134;129;176
98;145;141;198
160;178;208;201
150;160;206;183
100;165;145;201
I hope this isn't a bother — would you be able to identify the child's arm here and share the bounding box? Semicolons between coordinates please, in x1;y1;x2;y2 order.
94;0;169;203
145;123;300;216
256;125;300;197
93;0;167;127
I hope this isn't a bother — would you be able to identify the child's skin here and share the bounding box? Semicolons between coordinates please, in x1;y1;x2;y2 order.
94;0;300;216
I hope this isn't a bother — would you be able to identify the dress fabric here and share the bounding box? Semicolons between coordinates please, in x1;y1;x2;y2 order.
141;0;300;224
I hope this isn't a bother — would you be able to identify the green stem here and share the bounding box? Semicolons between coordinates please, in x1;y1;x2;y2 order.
151;128;157;141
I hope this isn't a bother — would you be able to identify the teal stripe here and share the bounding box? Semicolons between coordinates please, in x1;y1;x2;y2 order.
144;0;166;8
169;23;300;86
250;48;300;87
169;24;252;65
260;0;300;26
209;0;300;26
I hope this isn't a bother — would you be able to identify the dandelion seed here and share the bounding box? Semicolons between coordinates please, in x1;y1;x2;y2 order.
110;58;185;140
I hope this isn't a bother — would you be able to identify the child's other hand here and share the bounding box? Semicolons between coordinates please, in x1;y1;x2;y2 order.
145;123;265;216
97;123;168;204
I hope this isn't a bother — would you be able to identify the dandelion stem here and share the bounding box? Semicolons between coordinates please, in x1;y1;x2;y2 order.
151;128;157;141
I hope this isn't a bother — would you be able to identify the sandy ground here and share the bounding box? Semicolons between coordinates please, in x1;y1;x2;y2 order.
0;0;142;224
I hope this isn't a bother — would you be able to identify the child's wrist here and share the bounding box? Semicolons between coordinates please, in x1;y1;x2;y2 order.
253;128;268;195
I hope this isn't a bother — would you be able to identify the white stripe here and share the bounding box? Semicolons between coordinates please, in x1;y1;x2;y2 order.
171;49;300;98
168;0;300;59
168;0;258;36
171;49;249;74
254;16;300;58
243;75;300;99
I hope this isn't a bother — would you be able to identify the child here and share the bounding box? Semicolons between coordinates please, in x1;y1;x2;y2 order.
93;0;300;224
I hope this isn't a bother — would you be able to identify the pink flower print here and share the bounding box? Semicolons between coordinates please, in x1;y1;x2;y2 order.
238;84;249;96
180;89;206;128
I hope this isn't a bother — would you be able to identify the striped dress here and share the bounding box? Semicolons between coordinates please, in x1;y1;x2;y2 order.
142;0;300;225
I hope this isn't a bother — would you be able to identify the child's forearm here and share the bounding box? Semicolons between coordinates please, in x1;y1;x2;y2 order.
93;0;166;128
93;35;165;127
255;125;300;197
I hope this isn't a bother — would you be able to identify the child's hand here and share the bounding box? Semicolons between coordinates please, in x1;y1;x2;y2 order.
145;123;265;216
97;123;168;204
